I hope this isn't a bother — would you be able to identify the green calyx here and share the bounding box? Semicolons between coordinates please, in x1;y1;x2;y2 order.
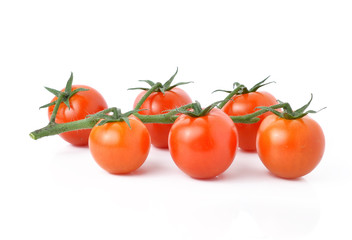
128;67;193;94
174;101;221;118
39;72;89;110
213;75;274;95
88;108;143;128
215;76;275;109
257;94;326;120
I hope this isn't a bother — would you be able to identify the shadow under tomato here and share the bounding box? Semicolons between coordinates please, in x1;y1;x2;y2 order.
188;174;227;182
71;144;89;149
106;168;148;177
266;171;308;182
106;159;167;176
224;153;312;183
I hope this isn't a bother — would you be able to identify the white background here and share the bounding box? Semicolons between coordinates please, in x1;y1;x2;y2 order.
1;0;351;239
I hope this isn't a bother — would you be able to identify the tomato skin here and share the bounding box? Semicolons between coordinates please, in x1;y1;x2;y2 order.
221;91;277;151
133;87;192;148
168;108;238;179
48;85;107;146
88;116;151;174
256;115;325;179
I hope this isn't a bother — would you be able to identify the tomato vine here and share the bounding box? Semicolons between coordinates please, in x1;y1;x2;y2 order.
29;74;294;140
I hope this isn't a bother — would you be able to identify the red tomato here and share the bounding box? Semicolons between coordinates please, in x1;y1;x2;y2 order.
48;85;107;146
256;115;325;179
133;88;192;148
168;108;238;179
89;116;151;174
222;91;277;151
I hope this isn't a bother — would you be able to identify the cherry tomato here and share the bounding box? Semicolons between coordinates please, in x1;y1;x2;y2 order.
256;115;325;179
48;85;107;146
89;116;151;174
133;88;192;148
168;108;238;179
222;91;277;151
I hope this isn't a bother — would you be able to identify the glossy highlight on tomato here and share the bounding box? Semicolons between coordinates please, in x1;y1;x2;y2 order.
222;91;277;151
48;85;108;146
89;116;151;174
168;108;238;179
256;115;325;179
133;88;192;148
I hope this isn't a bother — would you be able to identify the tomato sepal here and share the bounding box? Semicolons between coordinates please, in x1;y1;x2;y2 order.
214;76;275;109
256;94;326;120
174;101;222;118
88;108;146;129
39;72;89;111
128;67;193;95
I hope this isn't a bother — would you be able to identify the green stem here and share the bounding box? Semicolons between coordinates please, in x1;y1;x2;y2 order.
29;103;287;140
217;84;244;109
136;114;178;124
30;107;118;140
134;83;162;110
230;103;288;123
30;118;99;140
29;111;176;140
49;93;65;123
134;103;193;124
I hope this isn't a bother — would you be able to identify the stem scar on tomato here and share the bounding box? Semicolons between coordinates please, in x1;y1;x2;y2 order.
256;94;326;120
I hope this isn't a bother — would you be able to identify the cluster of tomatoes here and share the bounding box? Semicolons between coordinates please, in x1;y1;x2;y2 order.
43;71;325;180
